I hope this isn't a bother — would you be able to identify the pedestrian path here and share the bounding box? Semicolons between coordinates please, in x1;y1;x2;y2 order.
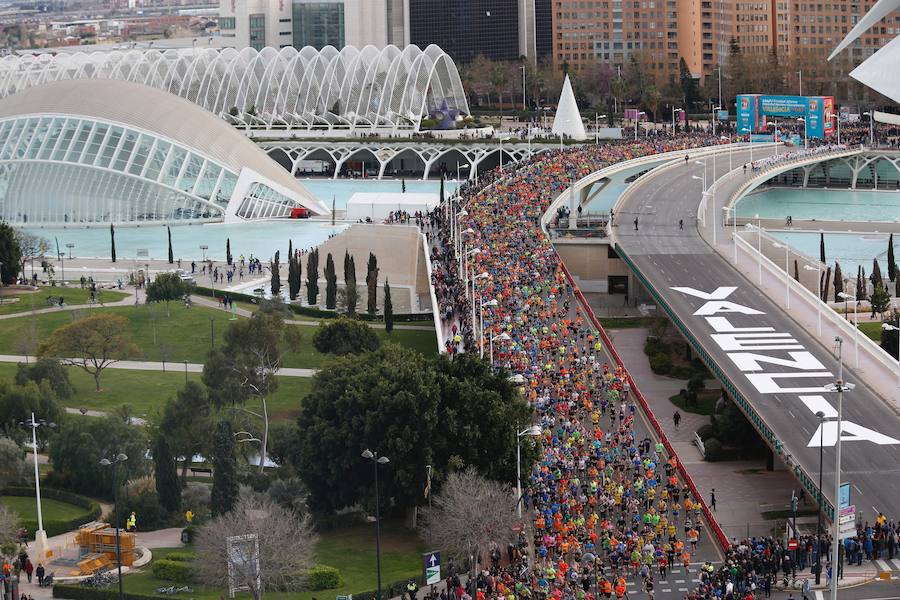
0;354;317;377
0;288;136;320
874;558;900;572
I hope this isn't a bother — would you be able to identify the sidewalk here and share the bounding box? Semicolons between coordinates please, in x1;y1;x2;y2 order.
0;354;317;377
606;327;798;541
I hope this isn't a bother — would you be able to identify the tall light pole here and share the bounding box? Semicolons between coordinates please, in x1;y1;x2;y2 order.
773;242;791;309
838;292;859;368
798;70;803;96
515;425;542;517
20;413;55;562
100;453;129;600
804;263;823;335
768;120;780;156
825;338;853;600
479;295;497;358
882;323;900;402
863;111;875;147
490;332;510;364
712;105;722;137
798;117;808;150
361;449;390;600
595;114;607;144
814;410;825;585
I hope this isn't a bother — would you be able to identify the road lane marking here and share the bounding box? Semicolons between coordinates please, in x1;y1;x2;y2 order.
814;591;825;600
892;559;900;570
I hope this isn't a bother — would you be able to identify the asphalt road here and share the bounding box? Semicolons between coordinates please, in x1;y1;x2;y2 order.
612;147;900;522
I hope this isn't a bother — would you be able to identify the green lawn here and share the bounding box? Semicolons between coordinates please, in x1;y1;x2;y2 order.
0;287;128;315
0;495;91;521
123;521;424;599
668;388;721;416
0;363;311;422
0;303;436;368
859;321;883;343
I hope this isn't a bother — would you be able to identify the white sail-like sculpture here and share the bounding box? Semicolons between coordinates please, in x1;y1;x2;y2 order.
551;75;587;140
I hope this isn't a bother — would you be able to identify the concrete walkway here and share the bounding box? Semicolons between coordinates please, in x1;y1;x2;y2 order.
606;326;799;541
0;354;317;377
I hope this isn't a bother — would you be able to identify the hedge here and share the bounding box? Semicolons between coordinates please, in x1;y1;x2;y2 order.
151;558;194;583
193;285;433;322
307;565;344;590
2;486;101;539
162;551;195;563
53;585;163;600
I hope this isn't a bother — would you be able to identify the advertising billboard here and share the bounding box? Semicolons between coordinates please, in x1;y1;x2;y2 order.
735;94;834;138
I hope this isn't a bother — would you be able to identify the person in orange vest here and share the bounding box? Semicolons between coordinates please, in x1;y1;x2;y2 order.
614;577;627;599
602;577;613;599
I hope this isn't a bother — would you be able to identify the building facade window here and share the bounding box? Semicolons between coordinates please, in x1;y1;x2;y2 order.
292;1;345;49
249;13;266;51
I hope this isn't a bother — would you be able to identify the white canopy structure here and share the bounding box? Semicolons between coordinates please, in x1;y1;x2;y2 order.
830;0;900;104
552;75;587;141
346;192;437;221
0;44;469;134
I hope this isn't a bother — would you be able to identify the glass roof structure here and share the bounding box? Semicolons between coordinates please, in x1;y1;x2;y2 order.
0;79;328;226
0;44;470;134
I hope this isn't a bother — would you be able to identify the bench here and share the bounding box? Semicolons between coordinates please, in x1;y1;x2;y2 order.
189;467;212;476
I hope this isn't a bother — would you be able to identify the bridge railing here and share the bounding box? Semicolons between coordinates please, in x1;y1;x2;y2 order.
612;242;835;522
554;249;733;553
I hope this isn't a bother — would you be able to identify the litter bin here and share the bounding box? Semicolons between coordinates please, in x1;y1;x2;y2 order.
181;528;192;544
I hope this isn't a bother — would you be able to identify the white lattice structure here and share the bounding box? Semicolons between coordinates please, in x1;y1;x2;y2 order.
0;79;327;226
0;44;469;135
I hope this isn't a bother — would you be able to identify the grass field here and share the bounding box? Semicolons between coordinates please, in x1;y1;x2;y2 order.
0;363;312;422
0;495;91;522
0;287;128;315
0;303;436;368
123;521;424;599
859;321;883;343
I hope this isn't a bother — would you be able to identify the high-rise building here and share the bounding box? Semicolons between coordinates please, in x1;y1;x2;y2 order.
549;0;899;86
408;0;522;62
292;1;344;48
218;0;293;50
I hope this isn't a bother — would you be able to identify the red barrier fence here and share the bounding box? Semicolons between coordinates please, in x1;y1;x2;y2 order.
555;252;732;554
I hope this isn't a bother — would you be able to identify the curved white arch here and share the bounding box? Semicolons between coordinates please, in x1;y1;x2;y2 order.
0;45;470;133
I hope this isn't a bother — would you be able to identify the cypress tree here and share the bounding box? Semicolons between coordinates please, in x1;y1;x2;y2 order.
270;250;281;296
872;258;884;291
346;255;357;315
857;266;867;302
226;238;232;266
306;249;319;305
287;255;298;301
833;262;843;302
325;253;337;309
110;223;116;263
896;266;900;298
439;174;445;205
819;232;826;264
889;233;896;282
366;252;379;315
211;420;238;516
822;266;831;302
401;178;406;193
793;259;799;282
154;434;181;514
167;226;174;264
384;279;393;333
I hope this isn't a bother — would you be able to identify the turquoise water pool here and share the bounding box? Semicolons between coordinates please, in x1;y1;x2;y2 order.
21;179;454;261
771;230;899;278
583;161;671;213
736;188;900;222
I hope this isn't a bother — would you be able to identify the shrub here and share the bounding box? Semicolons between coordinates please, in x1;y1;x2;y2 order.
152;558;194;583
648;352;672;375
312;317;380;356
695;423;716;440
163;551;196;563
703;437;724;461
307;565;344;590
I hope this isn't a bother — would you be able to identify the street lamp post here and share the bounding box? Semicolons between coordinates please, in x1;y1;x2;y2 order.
863;111;875;147
804;263;823;336
515;425;542;517
882;323;900;402
712;106;722;137
100;453;129;600
595;114;607;144
814;410;825;585
361;449;390;600
490;332;510;364
479;295;497;358
838;292;860;368
798;117;808;150
773;242;791;309
825;338;854;600
20;413;56;562
768;120;780;156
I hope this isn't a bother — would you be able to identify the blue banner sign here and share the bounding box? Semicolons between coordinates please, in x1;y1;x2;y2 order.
736;94;834;139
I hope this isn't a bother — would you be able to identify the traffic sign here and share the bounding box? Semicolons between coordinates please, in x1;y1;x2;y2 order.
423;551;441;585
787;539;799;550
838;505;857;540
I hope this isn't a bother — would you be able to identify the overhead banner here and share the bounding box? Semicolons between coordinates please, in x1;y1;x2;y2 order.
736;94;835;138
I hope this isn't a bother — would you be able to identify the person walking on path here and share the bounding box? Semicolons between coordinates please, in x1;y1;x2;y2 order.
24;559;33;583
711;488;717;512
679;219;684;230
35;563;44;587
673;410;681;429
634;217;639;231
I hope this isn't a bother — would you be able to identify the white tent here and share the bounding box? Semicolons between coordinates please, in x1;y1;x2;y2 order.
346;192;438;221
552;75;587;141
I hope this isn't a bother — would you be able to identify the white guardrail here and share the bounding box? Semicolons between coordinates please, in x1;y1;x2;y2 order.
420;230;445;354
693;431;706;457
733;230;900;380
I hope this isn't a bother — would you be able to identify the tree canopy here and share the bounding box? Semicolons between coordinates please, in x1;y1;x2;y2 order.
293;348;535;514
0;221;22;284
311;317;380;356
146;272;192;316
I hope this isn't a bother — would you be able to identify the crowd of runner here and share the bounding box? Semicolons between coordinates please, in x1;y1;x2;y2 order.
426;135;899;599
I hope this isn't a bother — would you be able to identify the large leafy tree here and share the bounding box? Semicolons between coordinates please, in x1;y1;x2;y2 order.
293;347;535;514
0;379;63;437
14;230;48;281
38;313;139;391
0;221;22;284
161;380;212;483
146;272;192;316
49;415;150;498
312;317;380;356
203;299;300;472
